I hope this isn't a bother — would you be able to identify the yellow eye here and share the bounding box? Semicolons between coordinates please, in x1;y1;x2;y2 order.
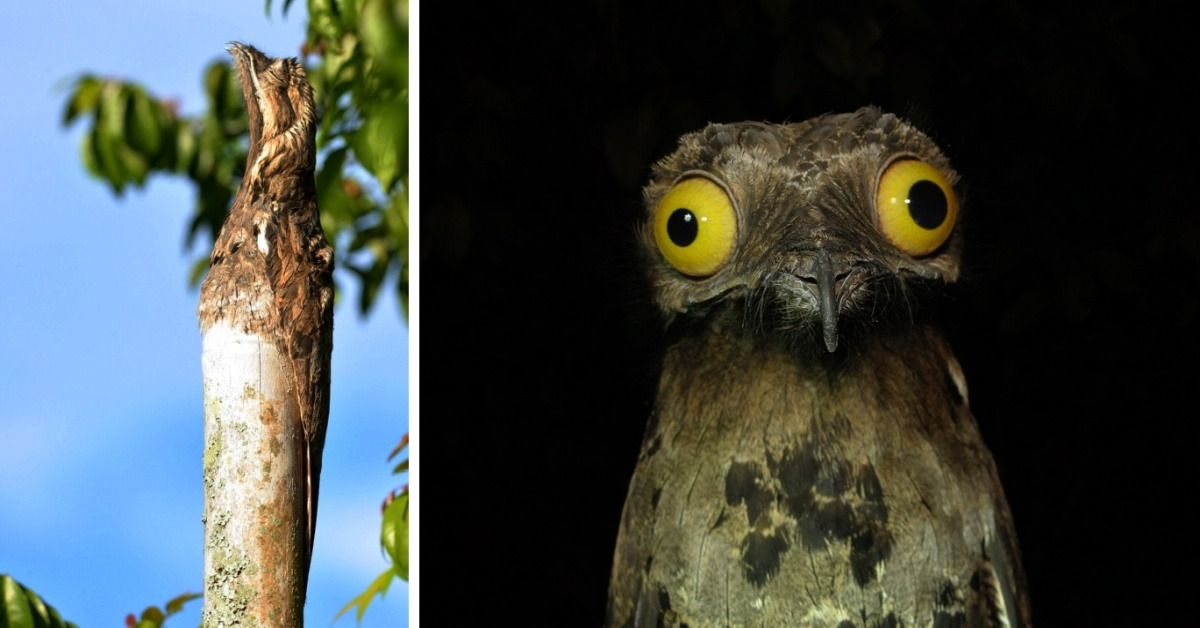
876;159;958;257
653;177;737;277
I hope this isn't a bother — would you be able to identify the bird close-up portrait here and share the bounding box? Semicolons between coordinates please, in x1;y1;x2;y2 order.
422;2;1196;626
605;108;1029;626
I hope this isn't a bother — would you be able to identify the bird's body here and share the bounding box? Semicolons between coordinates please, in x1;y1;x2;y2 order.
198;43;333;586
607;108;1029;626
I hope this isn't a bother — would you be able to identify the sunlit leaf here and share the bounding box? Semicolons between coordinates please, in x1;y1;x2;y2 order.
79;130;103;178
62;75;103;124
94;84;131;191
173;122;198;174
115;142;150;186
351;106;403;192
308;0;344;45
2;574;80;628
382;491;408;580
333;568;394;624
163;591;201;616
139;605;165;625
2;575;35;627
359;0;406;81
334;0;362;34
98;82;128;143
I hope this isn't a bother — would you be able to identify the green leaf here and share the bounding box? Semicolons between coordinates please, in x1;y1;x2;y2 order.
78;130;104;178
347;259;388;314
333;568;395;625
172;122;199;174
399;258;408;318
317;146;351;224
163;592;202;617
203;61;240;124
93;83;132;190
334;0;362;34
308;0;345;45
1;574;79;628
126;89;165;157
382;491;408;580
91;133;126;194
98;82;128;143
126;88;162;157
115;142;150;186
2;574;35;627
359;0;407;81
139;605;165;626
62;75;103;125
350;105;404;192
391;458;408;474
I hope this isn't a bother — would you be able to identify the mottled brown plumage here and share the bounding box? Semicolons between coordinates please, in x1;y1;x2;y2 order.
198;42;333;585
607;108;1030;626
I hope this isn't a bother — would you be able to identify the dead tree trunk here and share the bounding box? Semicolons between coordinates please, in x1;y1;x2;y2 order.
197;42;334;626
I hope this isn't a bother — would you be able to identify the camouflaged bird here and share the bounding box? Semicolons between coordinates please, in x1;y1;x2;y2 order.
606;107;1030;627
197;42;334;587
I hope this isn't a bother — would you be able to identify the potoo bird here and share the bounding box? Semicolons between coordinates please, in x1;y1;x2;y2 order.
198;42;334;581
606;107;1030;626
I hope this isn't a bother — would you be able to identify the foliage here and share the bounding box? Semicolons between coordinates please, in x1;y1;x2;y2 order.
123;592;202;628
61;0;409;317
335;433;409;624
1;574;79;628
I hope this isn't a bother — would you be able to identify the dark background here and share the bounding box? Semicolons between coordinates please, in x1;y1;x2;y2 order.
421;2;1196;623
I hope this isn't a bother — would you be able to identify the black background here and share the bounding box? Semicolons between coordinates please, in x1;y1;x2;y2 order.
421;2;1196;623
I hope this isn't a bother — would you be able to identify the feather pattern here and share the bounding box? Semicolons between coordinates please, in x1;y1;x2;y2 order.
198;42;333;588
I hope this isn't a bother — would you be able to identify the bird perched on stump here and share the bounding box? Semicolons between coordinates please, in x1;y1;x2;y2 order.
606;107;1030;627
198;42;333;594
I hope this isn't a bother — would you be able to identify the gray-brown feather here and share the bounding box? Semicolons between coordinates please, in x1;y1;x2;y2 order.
607;107;1029;627
198;42;333;575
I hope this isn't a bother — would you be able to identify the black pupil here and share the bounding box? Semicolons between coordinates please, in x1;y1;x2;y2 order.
907;180;948;229
667;208;699;246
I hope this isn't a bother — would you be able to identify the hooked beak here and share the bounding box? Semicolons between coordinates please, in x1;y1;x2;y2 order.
814;249;841;352
785;248;857;353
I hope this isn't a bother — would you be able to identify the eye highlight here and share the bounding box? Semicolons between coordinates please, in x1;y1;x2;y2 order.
876;159;958;257
653;177;737;277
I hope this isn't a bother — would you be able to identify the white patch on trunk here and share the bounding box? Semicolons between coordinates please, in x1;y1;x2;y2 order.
201;322;305;622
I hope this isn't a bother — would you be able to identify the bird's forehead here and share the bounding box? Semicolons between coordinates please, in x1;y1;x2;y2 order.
646;109;958;218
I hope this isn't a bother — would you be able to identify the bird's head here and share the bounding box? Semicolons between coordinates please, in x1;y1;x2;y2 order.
641;107;964;352
228;42;317;169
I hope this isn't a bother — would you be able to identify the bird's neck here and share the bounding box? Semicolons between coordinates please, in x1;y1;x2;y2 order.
655;317;968;450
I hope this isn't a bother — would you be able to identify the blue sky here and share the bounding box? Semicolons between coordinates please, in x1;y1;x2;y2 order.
0;1;409;626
